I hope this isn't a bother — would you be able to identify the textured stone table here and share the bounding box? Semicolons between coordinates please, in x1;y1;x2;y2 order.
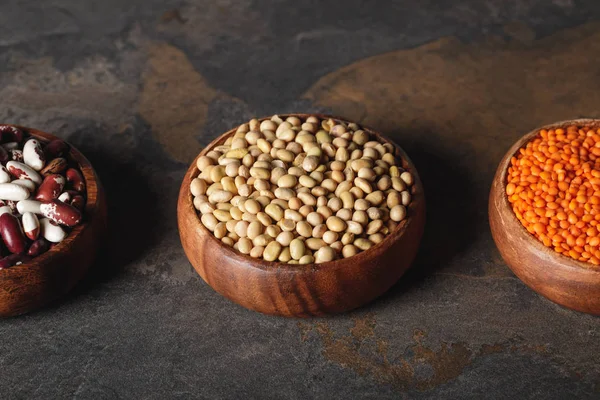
1;1;600;398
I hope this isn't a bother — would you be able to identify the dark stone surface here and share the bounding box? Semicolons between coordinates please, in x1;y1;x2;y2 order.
1;1;600;398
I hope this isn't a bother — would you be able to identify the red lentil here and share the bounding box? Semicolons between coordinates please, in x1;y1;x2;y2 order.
507;125;600;266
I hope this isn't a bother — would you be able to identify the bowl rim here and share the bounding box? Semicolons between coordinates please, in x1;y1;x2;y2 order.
494;118;600;273
0;124;99;272
181;113;425;272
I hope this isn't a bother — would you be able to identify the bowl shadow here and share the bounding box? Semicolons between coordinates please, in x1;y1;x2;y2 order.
368;127;479;304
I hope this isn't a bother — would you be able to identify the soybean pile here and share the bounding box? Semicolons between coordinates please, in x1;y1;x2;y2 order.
507;125;600;266
191;115;414;264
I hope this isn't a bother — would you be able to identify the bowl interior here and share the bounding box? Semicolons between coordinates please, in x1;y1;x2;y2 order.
183;113;425;271
0;125;100;269
496;118;600;272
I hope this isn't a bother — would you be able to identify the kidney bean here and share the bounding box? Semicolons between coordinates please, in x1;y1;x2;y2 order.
22;212;39;240
0;206;12;216
16;200;42;215
70;195;85;211
41;157;67;176
0;213;27;254
11;179;36;192
27;239;50;257
57;192;71;202
40;199;82;227
10;149;23;162
0;125;23;143
39;218;66;243
0;254;30;269
44;139;69;159
65;168;85;192
23;139;45;171
0;166;10;184
0;183;30;201
6;161;42;184
35;174;66;202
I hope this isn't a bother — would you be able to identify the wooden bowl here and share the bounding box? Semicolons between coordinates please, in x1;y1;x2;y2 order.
489;119;600;315
0;125;107;317
178;114;426;317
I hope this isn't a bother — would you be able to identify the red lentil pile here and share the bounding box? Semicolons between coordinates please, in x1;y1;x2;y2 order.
506;125;600;266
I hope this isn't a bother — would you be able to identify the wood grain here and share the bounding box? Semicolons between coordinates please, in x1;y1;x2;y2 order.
489;119;600;315
178;114;426;317
0;125;107;317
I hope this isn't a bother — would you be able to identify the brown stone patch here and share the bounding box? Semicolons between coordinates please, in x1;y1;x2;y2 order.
301;315;553;391
138;42;241;163
303;22;600;177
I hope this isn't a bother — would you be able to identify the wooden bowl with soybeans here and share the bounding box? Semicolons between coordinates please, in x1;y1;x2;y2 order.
178;114;425;317
490;119;600;315
0;125;107;317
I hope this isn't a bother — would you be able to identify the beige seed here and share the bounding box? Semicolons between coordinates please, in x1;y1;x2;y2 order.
235;220;249;237
197;155;215;171
279;247;292;262
290;238;306;260
260;120;277;132
299;205;314;217
280;219;296;232
326;216;347;232
198;201;216;215
263;241;282;262
387;191;402;208
306;238;326;250
276;231;295;246
339;191;355;209
253;234;272;247
354;177;373;194
213;209;232;222
354;238;373;251
365;191;385;206
221;237;235;246
298;192;316;206
250;246;265;258
279;174;297;188
294;221;311;238
315;246;336;263
299;255;314;264
190;178;207;196
328;197;343;212
244;199;261;214
354;199;369;211
288;197;302;210
266;224;281;238
312;224;327;238
336;208;353;221
390;205;407;222
274;187;294;200
302;156;320;172
298;175;317;188
342;244;359;258
400;171;414;186
369;233;385;244
276;149;295;162
213;222;227;239
346;221;364;235
316;206;333;219
391;177;406;192
247;221;263;240
238;238;253;254
401;191;411;206
341;232;355;245
322;231;339;245
257;212;272;226
265;204;284;220
366;219;383;235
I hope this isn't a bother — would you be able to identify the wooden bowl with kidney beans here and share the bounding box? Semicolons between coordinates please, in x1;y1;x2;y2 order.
0;125;107;317
178;114;425;317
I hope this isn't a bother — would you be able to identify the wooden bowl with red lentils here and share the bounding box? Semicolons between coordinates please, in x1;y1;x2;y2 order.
490;119;600;315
